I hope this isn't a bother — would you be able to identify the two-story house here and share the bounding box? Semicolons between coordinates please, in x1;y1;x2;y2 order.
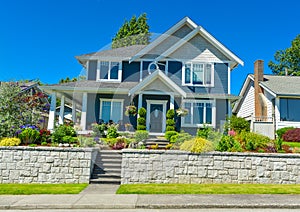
41;17;243;134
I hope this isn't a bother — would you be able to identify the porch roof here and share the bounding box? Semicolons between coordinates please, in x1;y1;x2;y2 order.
128;70;187;97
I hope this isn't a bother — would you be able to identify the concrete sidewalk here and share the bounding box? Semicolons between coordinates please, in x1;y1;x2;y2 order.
0;184;300;210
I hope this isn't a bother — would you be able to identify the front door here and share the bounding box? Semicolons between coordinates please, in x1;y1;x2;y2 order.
150;104;163;132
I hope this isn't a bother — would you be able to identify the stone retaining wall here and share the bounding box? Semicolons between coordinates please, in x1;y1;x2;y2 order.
121;150;300;184
0;146;98;184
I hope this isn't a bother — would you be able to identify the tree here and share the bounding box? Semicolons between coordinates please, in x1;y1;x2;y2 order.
112;13;150;49
59;77;78;84
268;34;300;76
0;83;48;137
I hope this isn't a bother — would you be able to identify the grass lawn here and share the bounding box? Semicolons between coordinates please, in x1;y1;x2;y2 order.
283;141;300;148
0;184;88;195
117;184;300;194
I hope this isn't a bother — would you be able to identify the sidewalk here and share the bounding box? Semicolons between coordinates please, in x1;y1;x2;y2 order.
0;184;300;210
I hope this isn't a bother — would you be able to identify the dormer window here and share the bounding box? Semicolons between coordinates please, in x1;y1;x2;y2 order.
98;61;122;82
183;62;214;86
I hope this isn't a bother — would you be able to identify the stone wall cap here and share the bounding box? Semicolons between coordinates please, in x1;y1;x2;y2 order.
122;149;300;158
0;146;97;152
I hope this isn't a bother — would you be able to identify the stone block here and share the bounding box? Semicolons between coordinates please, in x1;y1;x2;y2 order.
46;157;54;163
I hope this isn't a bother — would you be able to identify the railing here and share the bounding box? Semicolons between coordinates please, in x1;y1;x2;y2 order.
253;116;273;122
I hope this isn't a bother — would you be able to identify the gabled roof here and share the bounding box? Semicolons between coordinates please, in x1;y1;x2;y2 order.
129;16;243;69
129;17;197;63
76;45;146;65
233;74;300;114
128;70;186;97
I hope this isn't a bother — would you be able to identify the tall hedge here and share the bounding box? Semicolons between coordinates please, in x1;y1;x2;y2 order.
137;107;147;130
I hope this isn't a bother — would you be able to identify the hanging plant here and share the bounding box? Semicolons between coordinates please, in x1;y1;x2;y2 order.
176;108;189;117
125;105;137;116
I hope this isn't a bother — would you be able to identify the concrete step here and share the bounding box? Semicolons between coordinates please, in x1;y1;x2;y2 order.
89;177;121;184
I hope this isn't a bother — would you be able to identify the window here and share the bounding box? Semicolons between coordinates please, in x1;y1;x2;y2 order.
182;100;214;126
99;61;121;81
183;62;214;86
100;99;123;123
280;98;300;121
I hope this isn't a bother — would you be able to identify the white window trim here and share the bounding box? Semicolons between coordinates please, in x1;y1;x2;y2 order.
97;61;122;82
181;99;216;128
99;98;124;123
182;62;214;87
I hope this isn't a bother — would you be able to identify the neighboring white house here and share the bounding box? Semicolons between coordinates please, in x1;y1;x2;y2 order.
233;60;300;138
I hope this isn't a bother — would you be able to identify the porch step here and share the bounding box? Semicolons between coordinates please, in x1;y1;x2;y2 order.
90;150;122;184
144;138;170;149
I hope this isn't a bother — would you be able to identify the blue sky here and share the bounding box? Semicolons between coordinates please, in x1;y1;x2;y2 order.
0;0;299;95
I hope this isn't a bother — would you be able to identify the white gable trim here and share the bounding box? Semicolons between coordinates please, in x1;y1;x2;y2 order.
128;70;186;97
129;17;197;63
155;26;244;68
232;75;252;113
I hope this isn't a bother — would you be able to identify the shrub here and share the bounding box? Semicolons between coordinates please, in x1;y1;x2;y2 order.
18;127;40;145
276;127;294;139
235;131;270;151
138;107;147;118
282;128;300;142
180;137;214;153
78;136;96;147
39;129;51;144
112;136;127;150
225;115;250;133
216;135;242;152
207;130;223;149
106;124;119;138
165;131;178;141
52;124;77;143
134;130;149;142
197;125;212;139
0;137;21;146
62;135;78;144
166;109;175;132
137;107;147;130
91;123;106;137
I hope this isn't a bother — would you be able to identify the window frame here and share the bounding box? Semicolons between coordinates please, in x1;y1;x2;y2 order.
182;62;214;87
99;98;124;123
181;99;215;127
97;61;122;82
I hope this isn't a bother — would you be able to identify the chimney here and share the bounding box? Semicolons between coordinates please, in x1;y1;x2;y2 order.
254;60;266;119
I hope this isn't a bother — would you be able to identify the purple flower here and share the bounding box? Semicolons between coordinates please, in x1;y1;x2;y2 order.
94;137;99;142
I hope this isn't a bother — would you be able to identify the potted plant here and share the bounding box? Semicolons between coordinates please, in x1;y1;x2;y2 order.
125;105;137;116
176;108;189;117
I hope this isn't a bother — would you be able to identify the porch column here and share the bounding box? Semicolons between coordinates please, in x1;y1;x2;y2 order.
72;100;77;123
58;95;65;125
227;99;232;117
138;93;143;118
80;92;88;130
170;94;174;110
47;92;56;130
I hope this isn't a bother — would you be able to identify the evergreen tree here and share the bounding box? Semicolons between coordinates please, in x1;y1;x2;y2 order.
112;13;150;48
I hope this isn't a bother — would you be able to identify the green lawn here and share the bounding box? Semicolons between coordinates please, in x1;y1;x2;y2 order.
283;141;300;148
0;184;88;195
117;184;300;194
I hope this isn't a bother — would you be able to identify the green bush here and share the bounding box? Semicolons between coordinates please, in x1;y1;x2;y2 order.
107;124;119;138
78;136;96;147
226;115;250;133
276;127;294;140
180;137;214;153
166;109;175;119
197;126;212;139
170;131;192;144
91;123;106;137
207;130;223;149
166;109;175;132
138;107;147;118
137;107;147;130
216;135;242;152
52;124;77;143
62;135;78;144
235;131;270;151
134;130;149;142
165;131;178;141
18;128;40;145
0;137;21;146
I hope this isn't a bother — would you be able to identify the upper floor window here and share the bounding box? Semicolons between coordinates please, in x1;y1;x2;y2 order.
99;61;121;82
183;62;214;86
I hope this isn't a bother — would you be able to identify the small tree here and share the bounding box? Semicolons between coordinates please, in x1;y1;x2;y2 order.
225;115;250;134
166;109;175;131
137;107;147;130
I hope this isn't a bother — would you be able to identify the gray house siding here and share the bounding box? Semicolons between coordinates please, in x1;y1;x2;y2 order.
87;60;97;80
216;99;227;129
122;61;140;82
